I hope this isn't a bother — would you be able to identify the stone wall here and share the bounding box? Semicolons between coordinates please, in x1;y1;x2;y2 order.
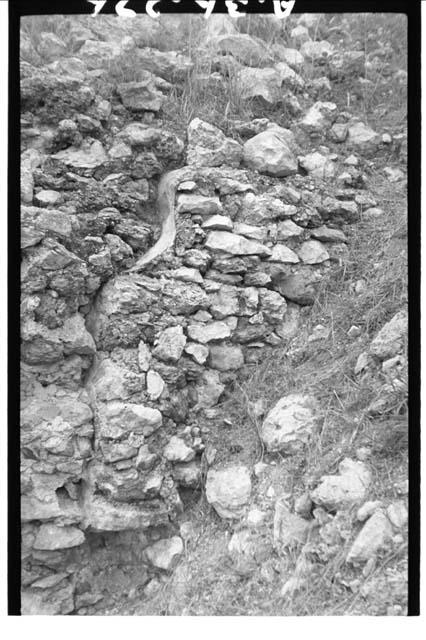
20;15;391;615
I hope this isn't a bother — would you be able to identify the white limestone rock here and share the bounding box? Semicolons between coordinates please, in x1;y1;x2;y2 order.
172;266;204;284
187;118;242;168
97;402;162;439
153;325;186;363
137;340;152;372
274;46;304;70
34;189;62;207
386;502;408;529
195;369;225;409
52;140;108;170
347;120;380;151
184;342;209;365
298;151;336;178
268;244;300;264
311;458;372;511
177;194;223;216
243;129;298;177
145;536;184;571
346;510;393;564
34;524;85;550
261;394;318;454
206;466;252;519
299;101;337;135
202;215;233;231
357;500;383;522
233;222;268;242
239;192;297;224
277;219;304;240
205;231;271;257
237;67;283;105
147;370;165;400
301;40;334;61
369;309;407;360
297;240;330;264
209;344;244;371
163;436;195;463
187;321;232;344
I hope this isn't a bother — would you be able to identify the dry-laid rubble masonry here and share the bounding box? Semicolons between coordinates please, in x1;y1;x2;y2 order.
20;15;407;615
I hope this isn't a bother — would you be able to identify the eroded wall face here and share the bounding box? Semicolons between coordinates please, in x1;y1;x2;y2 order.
19;16;378;615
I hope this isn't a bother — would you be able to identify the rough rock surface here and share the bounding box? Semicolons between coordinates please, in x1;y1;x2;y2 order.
206;466;252;518
311;459;372;510
261;394;318;453
145;537;184;571
243;128;298;177
369;309;407;360
346;511;393;564
187;118;242;168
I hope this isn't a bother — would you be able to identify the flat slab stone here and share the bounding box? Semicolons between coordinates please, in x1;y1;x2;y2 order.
205;231;271;257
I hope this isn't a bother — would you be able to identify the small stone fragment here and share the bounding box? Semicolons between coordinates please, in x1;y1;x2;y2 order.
386;502;408;529
311;458;371;511
163;436;195;463
209;344;244;371
147;370;165;400
261;394;318;454
346;510;393;564
206;465;252;519
153;326;186;363
357;500;383;522
145;536;184;571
